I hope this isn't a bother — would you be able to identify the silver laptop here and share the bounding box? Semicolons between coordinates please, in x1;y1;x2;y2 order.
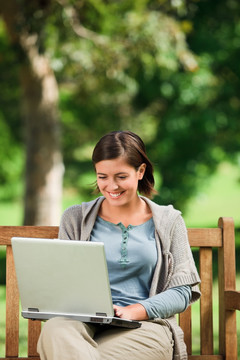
11;237;141;329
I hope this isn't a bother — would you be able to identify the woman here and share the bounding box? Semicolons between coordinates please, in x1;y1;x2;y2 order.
37;130;200;360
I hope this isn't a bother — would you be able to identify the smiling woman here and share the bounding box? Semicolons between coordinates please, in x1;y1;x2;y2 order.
37;130;200;360
92;131;156;198
95;158;148;226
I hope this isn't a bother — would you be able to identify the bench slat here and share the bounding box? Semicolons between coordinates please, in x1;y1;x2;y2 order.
0;226;59;245
218;217;237;358
0;358;40;360
189;356;223;360
225;290;240;310
179;306;192;354
199;247;213;355
187;228;222;247
5;246;19;357
0;227;222;247
28;321;42;357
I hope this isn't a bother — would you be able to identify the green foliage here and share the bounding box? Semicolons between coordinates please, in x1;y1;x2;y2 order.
187;0;240;158
55;0;240;209
0;0;239;210
0;115;24;199
0;23;24;200
51;1;201;202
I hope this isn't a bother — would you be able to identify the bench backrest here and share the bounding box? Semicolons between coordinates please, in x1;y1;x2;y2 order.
0;217;238;359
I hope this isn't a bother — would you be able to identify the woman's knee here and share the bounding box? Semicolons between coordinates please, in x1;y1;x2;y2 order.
38;318;99;360
40;317;67;339
39;317;97;348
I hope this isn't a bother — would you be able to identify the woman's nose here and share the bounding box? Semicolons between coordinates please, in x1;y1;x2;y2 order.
108;179;119;190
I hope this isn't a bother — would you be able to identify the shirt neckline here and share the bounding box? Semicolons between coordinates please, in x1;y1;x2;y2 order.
97;215;153;230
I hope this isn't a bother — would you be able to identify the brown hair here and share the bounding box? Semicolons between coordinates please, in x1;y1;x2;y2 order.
92;131;156;198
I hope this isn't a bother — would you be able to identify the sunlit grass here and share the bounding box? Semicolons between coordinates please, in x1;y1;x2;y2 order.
183;162;240;228
0;162;240;228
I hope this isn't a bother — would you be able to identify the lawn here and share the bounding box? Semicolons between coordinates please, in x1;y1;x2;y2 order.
183;162;240;228
0;162;240;228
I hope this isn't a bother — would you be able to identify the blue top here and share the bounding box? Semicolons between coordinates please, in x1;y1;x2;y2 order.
90;216;191;319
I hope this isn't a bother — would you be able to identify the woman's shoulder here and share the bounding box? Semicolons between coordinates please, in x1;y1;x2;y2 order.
59;205;83;225
140;196;181;216
61;197;104;220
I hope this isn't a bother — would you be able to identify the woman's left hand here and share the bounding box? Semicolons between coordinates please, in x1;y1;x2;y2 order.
113;303;149;321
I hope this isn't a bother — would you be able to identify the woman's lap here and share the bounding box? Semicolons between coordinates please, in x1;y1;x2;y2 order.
37;317;173;360
95;321;173;360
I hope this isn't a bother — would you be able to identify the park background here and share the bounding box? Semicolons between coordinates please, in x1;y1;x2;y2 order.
0;0;240;356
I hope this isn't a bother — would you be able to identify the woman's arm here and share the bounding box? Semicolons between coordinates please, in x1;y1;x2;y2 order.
113;285;191;320
113;303;149;321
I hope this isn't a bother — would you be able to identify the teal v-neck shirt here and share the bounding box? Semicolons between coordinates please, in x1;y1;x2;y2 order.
91;216;157;306
90;216;191;319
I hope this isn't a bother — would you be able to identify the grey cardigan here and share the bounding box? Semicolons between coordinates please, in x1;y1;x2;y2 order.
58;196;201;360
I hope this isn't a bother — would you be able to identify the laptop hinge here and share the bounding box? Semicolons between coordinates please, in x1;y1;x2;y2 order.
96;312;107;317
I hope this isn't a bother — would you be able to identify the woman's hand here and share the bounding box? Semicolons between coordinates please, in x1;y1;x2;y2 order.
113;304;149;321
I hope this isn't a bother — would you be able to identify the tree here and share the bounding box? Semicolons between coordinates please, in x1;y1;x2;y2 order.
53;0;201;207
56;0;240;210
0;1;64;225
0;0;239;217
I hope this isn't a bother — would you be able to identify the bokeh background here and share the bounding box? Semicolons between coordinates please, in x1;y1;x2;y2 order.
0;0;239;355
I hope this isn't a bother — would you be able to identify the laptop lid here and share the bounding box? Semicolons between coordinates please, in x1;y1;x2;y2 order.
11;237;141;329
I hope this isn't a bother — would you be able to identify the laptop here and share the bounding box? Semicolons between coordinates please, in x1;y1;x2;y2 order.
11;237;141;329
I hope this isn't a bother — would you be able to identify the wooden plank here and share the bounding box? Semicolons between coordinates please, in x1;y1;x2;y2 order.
179;306;192;354
28;320;42;357
225;290;240;310
5;246;19;357
0;356;40;360
225;310;238;360
0;226;59;245
0;226;221;246
218;217;237;359
0;226;223;247
187;228;222;247
199;248;213;355
188;356;223;360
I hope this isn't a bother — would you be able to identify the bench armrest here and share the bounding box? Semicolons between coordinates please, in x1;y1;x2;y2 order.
225;290;240;310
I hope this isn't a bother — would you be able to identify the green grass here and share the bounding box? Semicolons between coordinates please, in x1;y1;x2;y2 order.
183;162;240;228
0;199;24;226
0;162;240;228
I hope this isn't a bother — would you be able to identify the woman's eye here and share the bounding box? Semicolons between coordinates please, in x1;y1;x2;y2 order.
118;176;127;179
98;176;107;180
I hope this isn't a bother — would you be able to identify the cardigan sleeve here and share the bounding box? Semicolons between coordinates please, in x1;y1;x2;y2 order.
58;205;83;240
167;215;201;303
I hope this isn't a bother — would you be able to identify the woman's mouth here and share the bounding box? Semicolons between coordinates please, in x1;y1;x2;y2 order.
109;192;124;199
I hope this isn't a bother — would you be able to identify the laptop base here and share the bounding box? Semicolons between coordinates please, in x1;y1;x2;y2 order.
22;311;142;329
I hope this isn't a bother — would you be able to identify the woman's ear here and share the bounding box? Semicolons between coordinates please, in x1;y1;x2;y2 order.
138;163;146;180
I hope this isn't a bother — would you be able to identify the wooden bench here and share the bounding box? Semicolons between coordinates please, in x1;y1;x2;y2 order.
0;217;240;359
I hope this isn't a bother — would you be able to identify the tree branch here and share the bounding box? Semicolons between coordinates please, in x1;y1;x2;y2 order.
56;0;109;46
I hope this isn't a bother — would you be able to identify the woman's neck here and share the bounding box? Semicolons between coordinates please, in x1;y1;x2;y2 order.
98;196;152;227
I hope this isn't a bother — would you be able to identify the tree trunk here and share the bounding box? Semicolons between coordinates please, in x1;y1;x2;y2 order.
1;1;64;225
20;35;64;225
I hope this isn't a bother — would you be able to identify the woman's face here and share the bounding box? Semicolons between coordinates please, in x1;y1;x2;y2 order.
95;157;146;207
